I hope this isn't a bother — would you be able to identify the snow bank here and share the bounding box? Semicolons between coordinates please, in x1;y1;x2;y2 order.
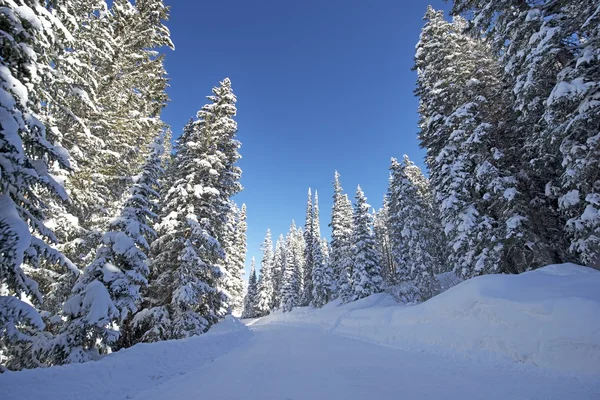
257;263;600;375
0;316;252;400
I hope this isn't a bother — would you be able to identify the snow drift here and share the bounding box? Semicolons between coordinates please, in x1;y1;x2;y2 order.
0;316;252;400
256;263;600;375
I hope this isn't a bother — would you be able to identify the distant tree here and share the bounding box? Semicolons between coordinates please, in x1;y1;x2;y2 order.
350;186;383;301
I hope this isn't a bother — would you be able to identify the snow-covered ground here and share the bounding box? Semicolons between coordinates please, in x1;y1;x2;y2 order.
2;263;599;400
259;263;600;375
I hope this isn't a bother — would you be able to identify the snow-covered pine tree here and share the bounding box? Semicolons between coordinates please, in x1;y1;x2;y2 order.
311;241;334;308
374;200;395;284
271;234;286;309
329;171;354;300
350;186;383;301
547;1;600;268
51;131;165;363
49;0;174;270
301;188;314;306
393;156;440;300
133;78;241;342
280;221;302;312
0;0;78;371
255;230;275;316
415;8;554;279
387;158;410;282
449;0;569;269
241;257;258;319
223;204;247;315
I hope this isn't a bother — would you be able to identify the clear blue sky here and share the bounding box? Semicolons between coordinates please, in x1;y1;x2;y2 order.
160;0;451;276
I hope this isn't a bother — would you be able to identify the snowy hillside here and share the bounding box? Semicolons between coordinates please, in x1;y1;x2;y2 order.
257;263;600;375
2;263;599;400
0;317;252;400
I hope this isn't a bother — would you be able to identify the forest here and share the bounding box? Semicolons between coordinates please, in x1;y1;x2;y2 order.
1;0;598;373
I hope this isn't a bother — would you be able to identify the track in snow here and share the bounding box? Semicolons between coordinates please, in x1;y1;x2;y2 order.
131;322;597;400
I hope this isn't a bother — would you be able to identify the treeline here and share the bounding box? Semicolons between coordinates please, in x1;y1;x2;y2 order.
1;0;247;371
242;0;600;316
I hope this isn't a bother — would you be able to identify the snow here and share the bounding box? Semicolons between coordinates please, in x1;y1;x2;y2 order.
1;264;599;399
0;316;252;400
258;263;600;376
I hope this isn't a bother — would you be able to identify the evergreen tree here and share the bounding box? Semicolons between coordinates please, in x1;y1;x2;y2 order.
280;221;302;312
350;186;382;301
415;8;554;279
311;238;334;308
133;78;241;342
548;1;600;268
223;204;247;315
241;258;258;319
301;188;314;306
329;171;353;300
0;0;76;371
374;200;395;284
392;156;440;300
52;132;165;363
271;234;286;309
255;230;275;316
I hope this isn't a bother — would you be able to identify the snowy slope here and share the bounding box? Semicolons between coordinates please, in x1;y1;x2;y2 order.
0;316;252;400
256;263;600;376
2;263;599;400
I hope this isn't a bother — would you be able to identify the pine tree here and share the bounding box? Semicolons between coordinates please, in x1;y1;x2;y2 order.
271;234;286;309
394;156;441;300
387;159;409;282
133;78;241;342
0;0;76;371
415;8;555;279
374;200;395;284
255;230;275;316
311;239;334;308
301;188;314;306
548;1;600;268
52;131;165;363
223;204;247;315
241;257;258;318
350;186;383;301
329;171;353;300
280;221;302;312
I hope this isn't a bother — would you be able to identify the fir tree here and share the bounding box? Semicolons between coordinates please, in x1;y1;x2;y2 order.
133;78;241;342
280;221;302;312
0;0;76;371
255;230;275;316
52;132;165;363
301;188;314;306
329;172;353;300
241;258;258;318
271;234;286;309
350;186;382;301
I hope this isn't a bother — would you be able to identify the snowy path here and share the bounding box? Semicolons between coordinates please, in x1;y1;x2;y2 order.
132;322;598;400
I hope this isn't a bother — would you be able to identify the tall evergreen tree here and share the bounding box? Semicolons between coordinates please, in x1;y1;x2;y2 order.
548;1;600;268
329;172;353;300
301;188;314;306
132;78;241;342
415;8;554;279
350;186;382;301
241;257;258;319
280;221;304;312
255;230;275;316
271;234;286;309
51;131;165;363
224;204;247;315
0;0;77;371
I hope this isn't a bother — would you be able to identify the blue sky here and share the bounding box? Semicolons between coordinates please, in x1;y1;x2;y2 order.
160;0;451;275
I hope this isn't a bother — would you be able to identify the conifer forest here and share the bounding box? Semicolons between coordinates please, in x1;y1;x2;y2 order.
0;2;599;395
